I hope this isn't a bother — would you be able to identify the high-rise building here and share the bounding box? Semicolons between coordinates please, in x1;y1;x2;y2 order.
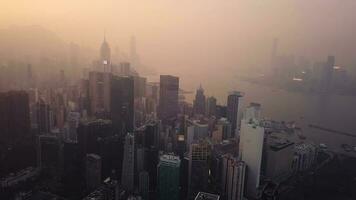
100;36;111;66
86;154;102;190
36;99;51;134
239;119;264;199
77;119;123;179
119;62;131;76
0;91;31;145
227;91;243;137
158;75;179;122
226;160;246;200
157;154;181;200
77;119;114;156
139;171;149;200
206;96;217;117
88;71;112;117
134;76;147;98
121;133;135;191
146;146;159;191
144;120;160;149
111;76;134;134
188;140;210;198
186;119;209;142
193;85;206;115
243;102;262;121
321;55;335;92
212;118;232;143
265;135;294;181
37;135;61;172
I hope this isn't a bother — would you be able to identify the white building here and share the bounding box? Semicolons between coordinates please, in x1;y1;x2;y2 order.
239;119;264;199
243;103;261;121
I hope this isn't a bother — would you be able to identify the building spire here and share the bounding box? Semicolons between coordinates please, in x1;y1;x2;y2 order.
104;29;106;42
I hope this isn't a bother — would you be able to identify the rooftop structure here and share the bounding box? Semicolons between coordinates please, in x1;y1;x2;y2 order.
194;192;220;200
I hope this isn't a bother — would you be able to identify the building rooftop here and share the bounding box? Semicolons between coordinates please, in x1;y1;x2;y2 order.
159;154;181;166
194;192;220;200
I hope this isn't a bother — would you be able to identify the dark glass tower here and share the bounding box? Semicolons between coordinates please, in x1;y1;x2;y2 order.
158;75;179;123
111;76;134;135
227;91;243;137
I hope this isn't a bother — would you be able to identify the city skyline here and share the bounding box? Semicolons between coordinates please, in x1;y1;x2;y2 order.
1;1;356;200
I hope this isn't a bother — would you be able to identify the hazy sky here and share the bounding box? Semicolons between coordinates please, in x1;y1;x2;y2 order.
1;0;356;76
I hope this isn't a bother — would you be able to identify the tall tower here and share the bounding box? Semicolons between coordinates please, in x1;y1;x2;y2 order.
111;76;134;135
193;85;206;115
158;75;179;123
188;140;210;198
239;119;264;199
206;96;217;117
227;91;243;137
121;133;135;191
86;154;102;190
100;35;111;70
158;154;181;200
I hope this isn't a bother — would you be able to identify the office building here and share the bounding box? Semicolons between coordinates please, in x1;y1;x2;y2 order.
37;135;61;173
292;142;317;172
243;102;262;121
100;36;111;66
134;76;147;98
188;140;210;198
111;76;134;134
121;133;135;191
0;91;31;145
226;160;246;200
36;99;52;134
227;91;243;136
212;118;232;142
157;154;181;200
86;154;102;190
206;96;217;117
265;135;294;182
239;119;264;199
158;75;179;122
88;72;112;116
139;171;149;200
193;85;206;115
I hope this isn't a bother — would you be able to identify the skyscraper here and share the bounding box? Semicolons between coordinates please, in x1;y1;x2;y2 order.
239;119;264;199
86;154;102;191
227;91;243;137
100;36;111;66
121;133;135;191
88;71;112;117
158;75;179;122
243;102;261;121
206;96;217;117
36;99;51;134
157;154;181;200
321;55;335;92
0;91;31;145
189;140;210;198
226;160;246;200
139;171;149;200
111;76;134;134
193;85;206;115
